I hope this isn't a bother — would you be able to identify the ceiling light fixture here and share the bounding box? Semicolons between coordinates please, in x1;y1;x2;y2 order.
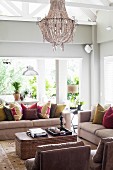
23;66;38;76
37;0;76;51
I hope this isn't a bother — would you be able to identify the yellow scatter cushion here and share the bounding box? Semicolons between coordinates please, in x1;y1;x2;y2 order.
92;104;105;124
40;101;51;119
54;104;66;118
0;105;6;121
10;102;23;121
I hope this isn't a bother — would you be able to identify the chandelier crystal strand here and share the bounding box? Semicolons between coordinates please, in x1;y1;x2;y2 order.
37;0;77;51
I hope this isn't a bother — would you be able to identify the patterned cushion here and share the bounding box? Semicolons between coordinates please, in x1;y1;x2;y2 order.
0;105;6;121
32;141;84;170
93;137;113;163
3;106;14;121
54;104;66;118
23;109;39;120
10;102;23;121
92;104;105;124
38;101;51;119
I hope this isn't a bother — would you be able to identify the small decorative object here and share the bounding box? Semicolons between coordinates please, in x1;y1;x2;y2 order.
46;127;72;136
60;112;63;130
12;81;21;101
77;101;84;110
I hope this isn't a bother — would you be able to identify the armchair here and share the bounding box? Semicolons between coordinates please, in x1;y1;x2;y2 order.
25;141;90;170
90;139;113;170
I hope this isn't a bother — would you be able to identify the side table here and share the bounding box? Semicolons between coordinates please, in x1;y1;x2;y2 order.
70;109;78;133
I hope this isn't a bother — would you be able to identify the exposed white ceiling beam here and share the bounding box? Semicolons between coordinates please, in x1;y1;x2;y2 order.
0;15;96;25
1;0;19;16
22;2;29;17
81;9;97;22
11;0;113;11
29;4;47;17
5;0;22;15
100;0;110;6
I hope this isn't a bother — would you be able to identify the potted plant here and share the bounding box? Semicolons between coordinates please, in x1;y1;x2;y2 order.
12;81;21;101
76;100;84;110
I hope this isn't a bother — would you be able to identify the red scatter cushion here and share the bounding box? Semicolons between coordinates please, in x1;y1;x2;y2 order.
21;103;38;110
102;107;113;128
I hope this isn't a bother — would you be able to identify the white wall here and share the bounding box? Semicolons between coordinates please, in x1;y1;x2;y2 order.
100;41;113;104
0;21;92;44
97;11;113;43
0;20;92;109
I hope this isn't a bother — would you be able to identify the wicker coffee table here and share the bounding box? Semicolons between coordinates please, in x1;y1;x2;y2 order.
15;131;77;160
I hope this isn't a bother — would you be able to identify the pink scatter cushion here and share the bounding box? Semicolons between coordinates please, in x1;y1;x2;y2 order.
21;103;38;110
103;107;113;128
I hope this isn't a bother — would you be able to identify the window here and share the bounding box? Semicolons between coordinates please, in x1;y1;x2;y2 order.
0;58;37;98
104;56;113;104
67;58;82;92
45;59;56;103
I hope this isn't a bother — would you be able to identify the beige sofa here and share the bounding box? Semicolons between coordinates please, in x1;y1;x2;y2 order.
0;112;71;140
78;111;113;145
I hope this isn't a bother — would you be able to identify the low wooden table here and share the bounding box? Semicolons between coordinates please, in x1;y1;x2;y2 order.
15;131;77;160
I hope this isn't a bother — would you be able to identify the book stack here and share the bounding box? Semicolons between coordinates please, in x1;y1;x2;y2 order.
28;128;47;138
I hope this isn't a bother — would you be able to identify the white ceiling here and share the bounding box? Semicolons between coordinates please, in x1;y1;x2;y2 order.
0;0;113;25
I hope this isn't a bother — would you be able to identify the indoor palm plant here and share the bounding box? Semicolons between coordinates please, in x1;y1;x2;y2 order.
12;81;21;101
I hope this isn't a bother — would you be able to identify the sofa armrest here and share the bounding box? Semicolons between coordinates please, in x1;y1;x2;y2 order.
25;158;35;170
78;110;91;123
102;141;113;170
62;111;71;130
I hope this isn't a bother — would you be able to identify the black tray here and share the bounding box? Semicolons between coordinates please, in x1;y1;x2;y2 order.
46;127;72;136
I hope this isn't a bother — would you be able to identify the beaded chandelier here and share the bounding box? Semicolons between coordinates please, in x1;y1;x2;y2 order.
37;0;76;50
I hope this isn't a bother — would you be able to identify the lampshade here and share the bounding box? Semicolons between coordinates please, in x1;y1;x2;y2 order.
67;85;79;94
23;66;38;76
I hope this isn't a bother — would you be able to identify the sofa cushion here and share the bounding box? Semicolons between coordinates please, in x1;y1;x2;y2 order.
90;104;111;122
54;104;66;118
90;105;97;122
23;109;39;120
0;120;33;130
32;117;65;127
0;105;7;121
21;103;38;110
93;137;113;163
95;128;113;138
102;107;113;128
50;103;57;118
92;104;105;124
10;102;23;120
3;106;14;121
79;122;105;134
38;101;51;119
32;141;84;170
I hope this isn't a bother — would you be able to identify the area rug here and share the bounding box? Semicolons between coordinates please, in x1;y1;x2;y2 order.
0;138;97;170
0;140;26;170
